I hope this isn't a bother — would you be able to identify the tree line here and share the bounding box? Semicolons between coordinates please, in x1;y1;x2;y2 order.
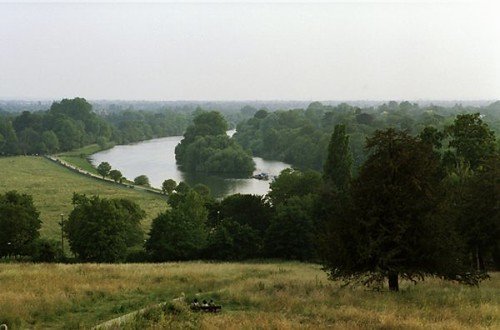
233;101;500;172
0;98;192;156
1;111;497;292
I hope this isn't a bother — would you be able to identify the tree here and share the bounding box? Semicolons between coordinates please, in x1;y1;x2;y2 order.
175;181;191;194
134;175;150;186
218;194;272;235
446;113;496;170
41;130;60;154
205;218;260;260
0;191;41;258
0;119;19;155
146;190;208;261
162;179;177;195
268;169;322;206
64;194;145;262
31;238;61;262
454;154;500;271
323;124;353;191
109;169;123;183
321;129;484;291
175;111;255;175
97;162;111;179
265;195;316;260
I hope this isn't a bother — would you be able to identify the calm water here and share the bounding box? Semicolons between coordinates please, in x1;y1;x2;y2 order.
90;131;290;198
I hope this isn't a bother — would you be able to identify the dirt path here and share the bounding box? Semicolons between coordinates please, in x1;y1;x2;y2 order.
92;296;184;329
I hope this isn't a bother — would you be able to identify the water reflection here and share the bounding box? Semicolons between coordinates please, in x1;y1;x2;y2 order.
90;133;290;198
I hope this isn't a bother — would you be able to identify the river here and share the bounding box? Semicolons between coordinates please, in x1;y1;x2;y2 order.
90;131;290;198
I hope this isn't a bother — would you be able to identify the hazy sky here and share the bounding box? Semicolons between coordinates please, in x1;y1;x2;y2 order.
0;1;499;101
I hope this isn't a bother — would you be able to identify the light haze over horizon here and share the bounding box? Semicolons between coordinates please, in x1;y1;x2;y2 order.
1;1;499;101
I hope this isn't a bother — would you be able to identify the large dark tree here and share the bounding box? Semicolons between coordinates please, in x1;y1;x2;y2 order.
64;194;145;262
265;195;316;260
323;124;352;191
454;154;500;271
321;129;483;291
0;191;41;258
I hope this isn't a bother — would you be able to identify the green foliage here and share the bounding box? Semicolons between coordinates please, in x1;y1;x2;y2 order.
0;97;113;155
206;218;260;260
445;113;497;170
161;179;177;195
64;194;145;262
0;191;41;257
97;161;112;178
234;101;500;172
175;181;191;195
205;194;272;259
175;111;255;175
452;154;500;270
146;190;208;261
323;124;352;191
41;130;60;153
109;169;123;182
321;128;484;291
267;168;322;206
30;238;61;262
134;175;150;186
265;195;316;261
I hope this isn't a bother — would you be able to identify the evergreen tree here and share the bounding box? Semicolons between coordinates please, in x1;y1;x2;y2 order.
323;124;352;191
321;129;484;291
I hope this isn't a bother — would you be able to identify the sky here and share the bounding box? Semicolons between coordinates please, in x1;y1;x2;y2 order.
0;1;499;101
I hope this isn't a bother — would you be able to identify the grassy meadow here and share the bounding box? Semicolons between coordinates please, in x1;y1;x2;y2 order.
0;262;498;329
0;156;167;240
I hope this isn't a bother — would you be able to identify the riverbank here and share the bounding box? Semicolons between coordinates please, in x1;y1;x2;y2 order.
46;154;164;196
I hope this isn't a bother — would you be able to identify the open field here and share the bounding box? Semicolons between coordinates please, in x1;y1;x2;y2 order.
0;262;498;329
0;156;168;240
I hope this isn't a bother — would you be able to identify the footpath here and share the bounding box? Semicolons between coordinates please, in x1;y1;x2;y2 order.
91;296;184;329
45;155;165;196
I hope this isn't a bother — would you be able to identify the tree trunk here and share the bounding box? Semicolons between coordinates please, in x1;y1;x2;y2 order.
476;247;485;271
388;272;399;291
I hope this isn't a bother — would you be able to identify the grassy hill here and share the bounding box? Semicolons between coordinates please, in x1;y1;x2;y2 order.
0;156;168;240
0;262;498;329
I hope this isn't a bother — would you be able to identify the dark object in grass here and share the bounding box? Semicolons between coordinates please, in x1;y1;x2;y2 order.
190;299;221;313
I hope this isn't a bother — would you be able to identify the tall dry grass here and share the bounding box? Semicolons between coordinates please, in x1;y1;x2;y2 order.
0;262;498;329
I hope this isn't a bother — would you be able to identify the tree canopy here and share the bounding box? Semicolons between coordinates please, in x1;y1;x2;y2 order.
64;194;145;262
175;111;255;175
320;129;485;291
0;191;41;258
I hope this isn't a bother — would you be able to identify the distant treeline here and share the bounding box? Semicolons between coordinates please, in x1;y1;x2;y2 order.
234;101;500;171
0;98;194;155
